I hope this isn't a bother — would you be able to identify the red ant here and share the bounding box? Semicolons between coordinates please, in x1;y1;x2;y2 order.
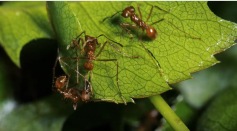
54;75;82;110
54;75;93;110
53;50;120;110
54;76;119;110
103;5;201;75
53;54;90;110
63;31;139;105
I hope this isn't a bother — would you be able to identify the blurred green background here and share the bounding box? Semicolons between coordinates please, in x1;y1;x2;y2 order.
0;1;237;131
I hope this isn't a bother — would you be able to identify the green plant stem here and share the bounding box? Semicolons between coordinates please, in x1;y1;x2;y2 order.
149;95;189;131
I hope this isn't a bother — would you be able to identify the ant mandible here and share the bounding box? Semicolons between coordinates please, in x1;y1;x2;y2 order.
103;5;201;75
63;31;139;105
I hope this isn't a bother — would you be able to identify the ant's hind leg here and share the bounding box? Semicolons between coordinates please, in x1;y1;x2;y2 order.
89;71;93;95
139;31;163;76
95;41;139;59
52;53;59;90
151;19;201;40
95;59;127;105
65;75;70;90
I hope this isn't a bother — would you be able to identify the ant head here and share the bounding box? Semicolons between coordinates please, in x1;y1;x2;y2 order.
81;89;91;102
55;76;67;89
83;60;94;71
146;27;158;39
122;6;135;18
86;35;96;42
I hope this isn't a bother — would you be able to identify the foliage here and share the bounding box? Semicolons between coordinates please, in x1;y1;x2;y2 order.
0;1;237;131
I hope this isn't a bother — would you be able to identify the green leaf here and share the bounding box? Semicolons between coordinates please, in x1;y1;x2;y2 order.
72;1;237;85
175;42;237;109
1;1;237;104
0;1;54;67
141;1;236;84
46;1;237;104
47;1;171;104
196;86;237;131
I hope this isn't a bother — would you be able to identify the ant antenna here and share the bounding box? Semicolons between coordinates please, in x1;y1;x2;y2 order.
75;30;86;39
96;34;123;47
102;11;123;22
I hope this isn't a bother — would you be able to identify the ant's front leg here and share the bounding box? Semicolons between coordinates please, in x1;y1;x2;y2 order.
146;5;171;22
120;23;138;39
69;37;85;56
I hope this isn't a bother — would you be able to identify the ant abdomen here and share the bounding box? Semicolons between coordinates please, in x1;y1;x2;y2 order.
146;27;157;39
83;60;94;71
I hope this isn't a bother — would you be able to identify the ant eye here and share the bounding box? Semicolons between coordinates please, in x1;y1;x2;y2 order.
122;12;130;18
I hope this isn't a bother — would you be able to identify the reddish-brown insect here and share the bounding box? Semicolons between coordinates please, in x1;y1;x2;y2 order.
53;75;119;110
53;55;91;110
103;5;201;75
52;47;120;109
63;31;139;105
53;75;91;110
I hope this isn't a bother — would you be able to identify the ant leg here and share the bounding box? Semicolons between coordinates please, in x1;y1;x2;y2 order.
84;71;93;95
95;41;139;58
96;34;123;47
69;38;85;55
90;71;93;95
75;30;86;39
68;37;86;84
65;75;70;89
146;5;170;22
137;5;143;20
120;23;138;39
52;52;59;90
72;38;85;83
151;19;201;40
139;30;163;76
67;30;86;49
59;58;90;83
85;78;90;90
84;72;88;91
59;57;93;91
95;59;127;105
102;11;123;22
